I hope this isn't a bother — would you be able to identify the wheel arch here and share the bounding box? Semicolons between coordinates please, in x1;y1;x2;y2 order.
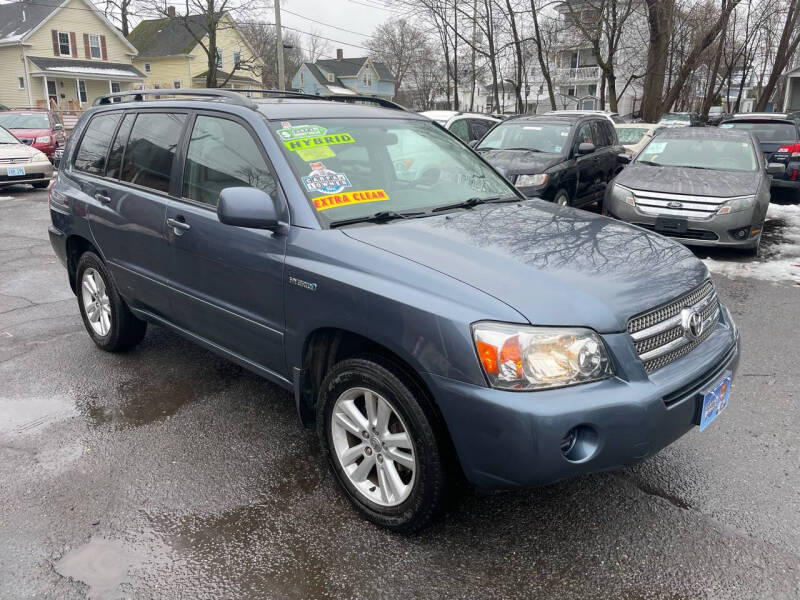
65;234;102;295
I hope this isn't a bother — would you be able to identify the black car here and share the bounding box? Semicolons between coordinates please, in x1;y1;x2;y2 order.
476;114;626;207
658;112;704;128
719;113;800;194
707;106;730;126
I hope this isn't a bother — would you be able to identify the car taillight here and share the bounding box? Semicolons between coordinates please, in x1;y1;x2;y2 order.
777;142;800;156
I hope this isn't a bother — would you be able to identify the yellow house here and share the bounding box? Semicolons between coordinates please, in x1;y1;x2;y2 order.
127;10;263;91
0;0;145;110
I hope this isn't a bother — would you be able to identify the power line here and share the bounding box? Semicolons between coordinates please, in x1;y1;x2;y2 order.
280;7;373;38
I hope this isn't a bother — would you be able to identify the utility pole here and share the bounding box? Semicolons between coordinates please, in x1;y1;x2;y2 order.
274;0;285;90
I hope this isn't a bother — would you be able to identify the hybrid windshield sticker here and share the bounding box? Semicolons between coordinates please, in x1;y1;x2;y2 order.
302;162;352;194
277;123;328;141
313;189;389;212
284;133;355;152
297;146;336;161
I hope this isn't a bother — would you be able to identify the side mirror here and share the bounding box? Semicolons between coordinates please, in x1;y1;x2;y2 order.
577;142;596;155
217;187;283;230
617;153;631;165
767;162;786;176
53;123;64;131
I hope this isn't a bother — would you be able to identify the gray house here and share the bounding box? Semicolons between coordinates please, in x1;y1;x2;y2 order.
291;49;395;100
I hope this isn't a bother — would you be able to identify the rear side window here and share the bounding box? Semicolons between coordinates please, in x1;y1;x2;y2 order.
105;113;135;179
120;112;186;194
183;115;276;207
74;113;120;176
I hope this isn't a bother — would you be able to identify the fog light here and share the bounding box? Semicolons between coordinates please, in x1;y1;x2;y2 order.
729;227;750;240
561;424;600;462
561;428;578;454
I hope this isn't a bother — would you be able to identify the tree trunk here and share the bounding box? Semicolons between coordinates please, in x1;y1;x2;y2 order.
530;0;556;110
756;0;800;111
701;7;731;119
599;74;606;109
641;0;673;122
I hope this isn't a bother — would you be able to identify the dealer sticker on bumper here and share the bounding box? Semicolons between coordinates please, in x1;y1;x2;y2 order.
700;371;732;432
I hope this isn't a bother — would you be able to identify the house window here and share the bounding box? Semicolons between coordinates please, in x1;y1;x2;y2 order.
326;73;335;83
216;49;223;69
18;77;25;89
111;81;120;93
233;51;241;68
362;70;372;87
78;80;87;103
144;63;151;73
173;80;181;89
88;34;102;59
299;72;304;87
58;31;71;56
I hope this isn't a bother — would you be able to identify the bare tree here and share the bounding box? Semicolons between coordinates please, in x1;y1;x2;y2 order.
238;22;304;88
304;28;332;62
366;19;428;95
101;0;135;36
755;0;800;110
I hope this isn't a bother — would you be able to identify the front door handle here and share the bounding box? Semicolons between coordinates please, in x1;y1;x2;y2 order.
167;217;191;234
95;192;111;204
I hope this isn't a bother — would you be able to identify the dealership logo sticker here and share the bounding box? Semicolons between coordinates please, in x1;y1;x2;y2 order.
313;189;389;211
277;123;328;141
284;133;355;152
302;162;352;194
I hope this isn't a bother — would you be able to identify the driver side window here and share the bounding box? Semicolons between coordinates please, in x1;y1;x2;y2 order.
575;122;593;146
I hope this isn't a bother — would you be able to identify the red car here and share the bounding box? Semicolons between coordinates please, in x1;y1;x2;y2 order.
0;110;66;163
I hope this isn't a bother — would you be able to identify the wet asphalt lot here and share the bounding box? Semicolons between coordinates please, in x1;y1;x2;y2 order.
1;187;799;600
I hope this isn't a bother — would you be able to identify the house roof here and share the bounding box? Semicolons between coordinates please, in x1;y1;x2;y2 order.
316;57;394;81
127;14;213;57
28;56;146;79
0;0;61;43
192;70;261;85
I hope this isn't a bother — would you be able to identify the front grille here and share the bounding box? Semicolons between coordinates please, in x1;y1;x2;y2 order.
0;157;31;164
634;223;719;241
632;189;747;219
628;280;720;373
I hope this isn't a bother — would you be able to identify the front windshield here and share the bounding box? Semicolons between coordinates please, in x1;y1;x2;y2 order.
616;127;648;144
659;113;690;123
0;113;49;129
636;137;757;171
477;122;570;153
0;127;19;144
719;120;797;142
270;118;516;223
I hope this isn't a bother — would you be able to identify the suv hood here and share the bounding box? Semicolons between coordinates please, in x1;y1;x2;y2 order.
478;149;563;175
615;163;759;197
343;201;707;333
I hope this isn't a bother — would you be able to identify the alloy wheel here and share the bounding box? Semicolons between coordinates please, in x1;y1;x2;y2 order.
81;268;112;337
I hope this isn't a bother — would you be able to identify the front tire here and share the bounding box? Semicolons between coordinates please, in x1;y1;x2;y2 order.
554;189;570;206
317;358;447;532
76;252;147;352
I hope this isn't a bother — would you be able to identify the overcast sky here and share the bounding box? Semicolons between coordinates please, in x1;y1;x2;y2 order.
280;0;403;57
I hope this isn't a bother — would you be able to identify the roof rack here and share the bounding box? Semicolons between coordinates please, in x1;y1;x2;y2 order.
92;88;257;108
233;89;408;112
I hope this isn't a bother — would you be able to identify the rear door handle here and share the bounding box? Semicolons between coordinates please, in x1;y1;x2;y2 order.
167;217;191;232
95;192;111;204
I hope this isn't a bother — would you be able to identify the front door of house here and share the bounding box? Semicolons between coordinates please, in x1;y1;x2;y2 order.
47;81;57;108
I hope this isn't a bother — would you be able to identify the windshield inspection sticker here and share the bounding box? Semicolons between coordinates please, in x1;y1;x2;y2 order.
284;133;355;152
313;189;389;211
277;123;328;141
647;141;667;154
719;123;734;129
302;162;352;194
297;146;336;161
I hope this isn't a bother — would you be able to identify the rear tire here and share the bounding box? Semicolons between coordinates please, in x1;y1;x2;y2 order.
76;252;147;352
317;357;448;532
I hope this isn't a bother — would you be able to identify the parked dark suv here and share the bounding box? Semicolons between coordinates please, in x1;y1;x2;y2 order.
475;114;625;207
48;90;740;531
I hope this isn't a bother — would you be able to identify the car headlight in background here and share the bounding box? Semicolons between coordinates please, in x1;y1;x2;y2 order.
35;136;51;144
607;182;635;206
717;195;755;214
516;173;548;187
472;322;614;390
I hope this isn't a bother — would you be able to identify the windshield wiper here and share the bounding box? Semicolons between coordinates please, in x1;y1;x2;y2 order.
637;160;663;167
502;147;542;152
431;195;519;213
329;210;426;228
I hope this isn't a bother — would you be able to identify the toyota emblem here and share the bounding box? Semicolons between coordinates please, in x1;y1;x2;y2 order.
680;308;704;341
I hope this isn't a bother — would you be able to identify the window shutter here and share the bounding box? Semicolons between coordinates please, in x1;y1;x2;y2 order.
100;35;107;61
70;32;78;58
51;30;59;56
83;34;90;59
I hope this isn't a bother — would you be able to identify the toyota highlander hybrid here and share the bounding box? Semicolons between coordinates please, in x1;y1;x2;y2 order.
48;90;740;531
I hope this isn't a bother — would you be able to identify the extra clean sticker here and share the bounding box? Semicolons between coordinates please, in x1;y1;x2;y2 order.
284;133;355;152
297;146;336;161
313;189;389;211
302;162;352;194
277;123;328;141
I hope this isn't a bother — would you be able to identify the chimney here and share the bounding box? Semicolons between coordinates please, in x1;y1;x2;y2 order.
167;5;176;17
336;48;343;60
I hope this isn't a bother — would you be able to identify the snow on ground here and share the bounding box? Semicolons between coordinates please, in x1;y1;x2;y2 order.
701;201;800;285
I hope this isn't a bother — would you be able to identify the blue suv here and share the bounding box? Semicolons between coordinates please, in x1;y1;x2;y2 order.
48;90;740;531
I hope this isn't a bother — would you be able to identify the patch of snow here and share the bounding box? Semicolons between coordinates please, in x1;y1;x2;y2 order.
47;66;140;78
326;85;357;96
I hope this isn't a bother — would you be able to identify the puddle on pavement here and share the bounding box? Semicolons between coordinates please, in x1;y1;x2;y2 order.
55;538;143;599
0;395;77;436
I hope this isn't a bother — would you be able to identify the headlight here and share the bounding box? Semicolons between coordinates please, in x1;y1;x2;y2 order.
717;195;755;214
33;151;47;160
516;173;548;187
35;136;51;144
472;322;614;390
608;182;635;206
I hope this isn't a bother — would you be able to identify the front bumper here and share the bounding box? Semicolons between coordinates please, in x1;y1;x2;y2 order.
607;199;758;248
425;307;739;490
0;159;54;186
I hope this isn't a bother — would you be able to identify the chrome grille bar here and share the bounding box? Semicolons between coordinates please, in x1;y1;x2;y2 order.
633;191;752;219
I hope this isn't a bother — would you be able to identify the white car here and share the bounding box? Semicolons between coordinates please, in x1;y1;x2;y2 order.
542;109;625;125
614;123;662;157
420;111;500;144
